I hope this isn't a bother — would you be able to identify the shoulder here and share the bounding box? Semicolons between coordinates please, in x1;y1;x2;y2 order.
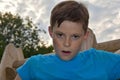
82;48;120;62
30;53;55;60
26;53;56;64
85;48;120;56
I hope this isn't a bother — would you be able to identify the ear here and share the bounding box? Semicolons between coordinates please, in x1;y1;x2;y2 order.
48;26;53;38
83;30;89;40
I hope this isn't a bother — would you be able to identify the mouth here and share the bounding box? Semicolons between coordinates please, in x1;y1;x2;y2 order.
62;50;71;55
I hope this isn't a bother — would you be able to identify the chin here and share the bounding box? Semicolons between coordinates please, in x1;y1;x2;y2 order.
60;57;73;61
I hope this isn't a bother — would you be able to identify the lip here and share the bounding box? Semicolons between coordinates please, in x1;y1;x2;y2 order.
62;50;71;55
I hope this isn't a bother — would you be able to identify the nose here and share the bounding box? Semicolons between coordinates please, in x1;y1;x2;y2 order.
64;37;71;47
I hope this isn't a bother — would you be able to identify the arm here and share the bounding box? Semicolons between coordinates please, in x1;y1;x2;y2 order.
14;74;21;80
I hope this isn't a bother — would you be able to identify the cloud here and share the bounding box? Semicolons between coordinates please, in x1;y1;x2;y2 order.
86;0;120;42
0;0;17;14
0;0;120;44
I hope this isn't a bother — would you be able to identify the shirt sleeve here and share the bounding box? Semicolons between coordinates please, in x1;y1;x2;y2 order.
94;49;120;79
16;58;32;80
110;60;120;80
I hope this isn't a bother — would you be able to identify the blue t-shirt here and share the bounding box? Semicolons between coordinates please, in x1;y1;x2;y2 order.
17;48;120;80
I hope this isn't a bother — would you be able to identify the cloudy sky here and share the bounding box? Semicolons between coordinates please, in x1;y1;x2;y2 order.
0;0;120;45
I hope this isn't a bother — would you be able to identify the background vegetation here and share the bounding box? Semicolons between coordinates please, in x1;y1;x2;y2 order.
0;12;53;61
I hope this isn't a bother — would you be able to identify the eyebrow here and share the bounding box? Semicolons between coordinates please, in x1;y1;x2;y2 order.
54;31;63;34
54;31;83;36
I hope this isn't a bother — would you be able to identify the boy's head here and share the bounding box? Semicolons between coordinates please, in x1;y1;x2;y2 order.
49;1;89;61
50;0;89;34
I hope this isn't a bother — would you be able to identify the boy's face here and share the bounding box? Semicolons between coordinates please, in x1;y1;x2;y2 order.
49;20;88;61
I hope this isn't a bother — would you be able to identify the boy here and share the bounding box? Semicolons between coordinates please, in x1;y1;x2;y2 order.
15;1;120;80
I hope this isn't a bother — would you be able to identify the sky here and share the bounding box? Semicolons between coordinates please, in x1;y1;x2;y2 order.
0;0;120;45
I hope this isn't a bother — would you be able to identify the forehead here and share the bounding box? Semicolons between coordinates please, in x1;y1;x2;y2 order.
53;20;84;34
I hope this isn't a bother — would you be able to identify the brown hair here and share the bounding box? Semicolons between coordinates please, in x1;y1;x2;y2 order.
50;1;89;33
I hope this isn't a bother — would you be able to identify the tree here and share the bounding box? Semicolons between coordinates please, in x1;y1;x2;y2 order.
0;12;53;60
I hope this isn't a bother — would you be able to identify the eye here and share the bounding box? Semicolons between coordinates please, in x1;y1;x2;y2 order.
72;35;80;40
56;33;64;38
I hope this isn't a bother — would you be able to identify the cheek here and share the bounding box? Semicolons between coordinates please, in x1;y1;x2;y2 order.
72;40;83;50
52;38;62;49
73;43;82;49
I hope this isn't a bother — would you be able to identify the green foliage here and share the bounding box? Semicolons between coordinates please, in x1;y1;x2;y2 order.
23;45;54;58
0;12;53;60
